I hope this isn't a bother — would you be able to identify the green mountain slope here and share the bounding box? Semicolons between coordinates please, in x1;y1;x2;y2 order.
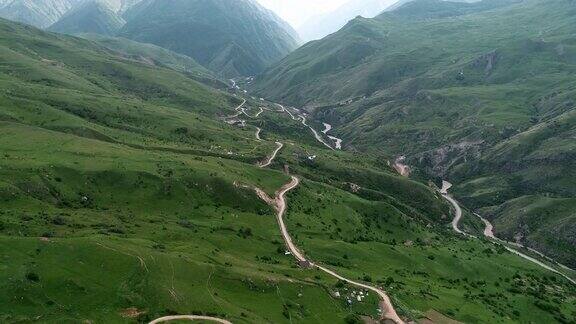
48;0;125;36
119;0;300;78
0;17;343;322
251;0;576;267
0;0;299;78
0;12;575;324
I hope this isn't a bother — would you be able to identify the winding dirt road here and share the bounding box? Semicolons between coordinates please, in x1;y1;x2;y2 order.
263;176;307;262
276;104;335;150
441;180;576;285
254;107;264;118
259;141;283;168
252;102;403;323
249;111;403;322
225;99;247;120
315;264;403;324
300;115;334;150
476;215;576;285
149;315;232;324
153;97;402;324
440;181;467;235
257;175;404;324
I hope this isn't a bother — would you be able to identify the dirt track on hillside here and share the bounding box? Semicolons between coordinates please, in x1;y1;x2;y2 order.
441;180;576;285
149;315;232;324
255;174;404;324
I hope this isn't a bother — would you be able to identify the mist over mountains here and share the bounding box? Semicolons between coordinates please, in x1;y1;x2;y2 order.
298;0;399;41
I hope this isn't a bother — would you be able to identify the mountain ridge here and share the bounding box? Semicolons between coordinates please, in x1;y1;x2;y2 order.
0;0;299;78
118;0;300;77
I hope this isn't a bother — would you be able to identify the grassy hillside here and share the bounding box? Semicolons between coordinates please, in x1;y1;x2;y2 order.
0;15;575;324
251;0;576;267
0;17;346;322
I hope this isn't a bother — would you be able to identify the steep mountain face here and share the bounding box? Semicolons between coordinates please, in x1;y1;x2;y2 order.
48;0;125;36
119;0;300;78
298;0;399;41
0;0;81;28
0;0;139;29
252;0;576;266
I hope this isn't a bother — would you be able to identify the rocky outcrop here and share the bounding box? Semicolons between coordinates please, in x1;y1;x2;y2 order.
415;140;485;177
472;49;498;74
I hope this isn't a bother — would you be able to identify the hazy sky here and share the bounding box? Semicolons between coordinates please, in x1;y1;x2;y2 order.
257;0;350;28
